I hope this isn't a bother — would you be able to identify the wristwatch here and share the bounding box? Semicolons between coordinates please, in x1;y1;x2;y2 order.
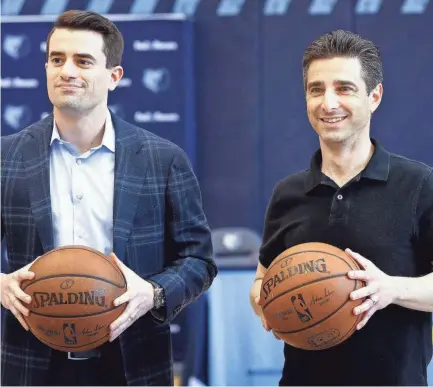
148;281;165;309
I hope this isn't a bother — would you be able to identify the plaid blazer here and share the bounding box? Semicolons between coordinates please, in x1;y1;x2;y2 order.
1;113;217;386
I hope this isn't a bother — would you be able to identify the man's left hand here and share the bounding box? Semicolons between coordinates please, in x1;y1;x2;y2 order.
346;248;397;330
108;253;155;342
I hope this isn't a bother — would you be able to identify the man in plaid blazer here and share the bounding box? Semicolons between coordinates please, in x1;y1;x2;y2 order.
1;9;217;386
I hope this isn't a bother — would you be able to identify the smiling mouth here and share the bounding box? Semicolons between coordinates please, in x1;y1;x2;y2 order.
320;116;347;123
57;85;82;89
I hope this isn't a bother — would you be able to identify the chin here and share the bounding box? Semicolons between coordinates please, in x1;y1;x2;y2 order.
54;103;85;114
55;98;85;109
316;129;354;145
323;133;349;143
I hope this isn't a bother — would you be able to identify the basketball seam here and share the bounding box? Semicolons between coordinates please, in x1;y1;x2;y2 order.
344;253;362;271
22;274;127;291
27;304;126;318
268;249;358;273
300;280;364;350
302;314;361;350
271;275;359;334
31;246;126;285
329;304;363;347
262;273;347;310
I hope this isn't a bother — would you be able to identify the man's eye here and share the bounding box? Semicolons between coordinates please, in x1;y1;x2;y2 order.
78;60;92;66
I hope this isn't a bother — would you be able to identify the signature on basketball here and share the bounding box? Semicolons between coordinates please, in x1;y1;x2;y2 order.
275;308;294;320
310;288;335;306
37;325;60;337
81;324;106;337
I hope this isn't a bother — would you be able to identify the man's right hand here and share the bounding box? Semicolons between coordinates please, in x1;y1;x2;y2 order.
0;263;36;330
250;263;281;341
254;295;281;341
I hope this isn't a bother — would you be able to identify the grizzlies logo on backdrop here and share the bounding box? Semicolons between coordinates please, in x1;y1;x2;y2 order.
142;68;171;93
3;105;32;131
3;35;31;60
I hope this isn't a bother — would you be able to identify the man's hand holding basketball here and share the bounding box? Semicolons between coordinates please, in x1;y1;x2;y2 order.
255;295;281;341
346;248;398;330
0;262;36;331
109;253;155;342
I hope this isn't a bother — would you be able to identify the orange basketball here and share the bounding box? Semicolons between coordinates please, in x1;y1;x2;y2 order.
260;242;364;350
21;246;127;352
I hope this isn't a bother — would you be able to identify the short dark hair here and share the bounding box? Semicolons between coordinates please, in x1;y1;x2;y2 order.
302;30;383;94
46;10;124;68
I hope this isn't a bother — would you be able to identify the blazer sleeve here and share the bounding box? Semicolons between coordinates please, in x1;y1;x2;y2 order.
416;169;433;269
1;134;15;244
148;147;218;323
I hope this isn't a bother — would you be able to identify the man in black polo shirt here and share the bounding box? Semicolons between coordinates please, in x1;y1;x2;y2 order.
250;30;433;386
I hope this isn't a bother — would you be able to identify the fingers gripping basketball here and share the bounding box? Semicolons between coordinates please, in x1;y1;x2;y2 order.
260;242;365;350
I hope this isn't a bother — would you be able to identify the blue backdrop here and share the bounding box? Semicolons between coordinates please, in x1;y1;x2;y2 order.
1;15;196;166
2;1;433;385
1;0;432;239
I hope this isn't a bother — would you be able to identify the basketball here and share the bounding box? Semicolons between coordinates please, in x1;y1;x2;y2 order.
260;242;365;350
21;246;127;352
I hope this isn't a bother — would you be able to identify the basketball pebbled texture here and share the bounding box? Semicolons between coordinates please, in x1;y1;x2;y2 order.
260;242;365;350
21;246;127;352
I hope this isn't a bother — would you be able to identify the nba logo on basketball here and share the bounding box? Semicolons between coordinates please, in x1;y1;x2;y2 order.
291;294;313;323
63;323;77;345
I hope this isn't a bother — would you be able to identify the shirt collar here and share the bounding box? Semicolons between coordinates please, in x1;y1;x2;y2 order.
306;138;390;193
50;109;115;152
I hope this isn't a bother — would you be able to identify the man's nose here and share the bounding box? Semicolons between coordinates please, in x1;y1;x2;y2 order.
59;59;79;79
321;90;340;112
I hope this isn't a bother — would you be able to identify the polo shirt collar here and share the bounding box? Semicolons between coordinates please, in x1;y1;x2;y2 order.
306;138;390;193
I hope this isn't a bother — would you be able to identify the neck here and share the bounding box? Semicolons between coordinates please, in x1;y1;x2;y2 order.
53;105;108;153
320;133;374;187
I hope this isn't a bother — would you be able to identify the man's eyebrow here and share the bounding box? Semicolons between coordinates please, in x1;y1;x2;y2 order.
49;51;64;58
334;80;359;90
307;80;360;91
307;81;324;89
48;52;97;62
74;53;97;62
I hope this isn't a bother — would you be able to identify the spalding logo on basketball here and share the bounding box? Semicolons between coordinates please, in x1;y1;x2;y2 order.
21;246;127;352
260;242;365;350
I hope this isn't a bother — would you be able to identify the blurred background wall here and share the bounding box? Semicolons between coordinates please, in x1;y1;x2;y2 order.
2;0;432;385
2;0;432;235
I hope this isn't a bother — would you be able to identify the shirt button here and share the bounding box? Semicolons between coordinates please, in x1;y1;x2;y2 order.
337;194;343;200
78;234;84;239
76;159;82;165
76;194;83;200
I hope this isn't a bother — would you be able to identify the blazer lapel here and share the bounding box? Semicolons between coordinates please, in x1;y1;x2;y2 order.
112;115;149;260
23;116;55;253
22;113;150;258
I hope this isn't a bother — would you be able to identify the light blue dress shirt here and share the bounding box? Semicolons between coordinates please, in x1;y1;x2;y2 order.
49;111;115;256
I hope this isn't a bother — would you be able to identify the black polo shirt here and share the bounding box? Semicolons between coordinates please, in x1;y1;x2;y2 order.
259;139;433;386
